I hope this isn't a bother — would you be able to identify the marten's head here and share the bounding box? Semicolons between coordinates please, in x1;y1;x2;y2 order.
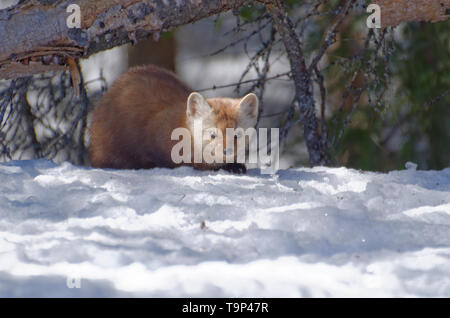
185;92;259;167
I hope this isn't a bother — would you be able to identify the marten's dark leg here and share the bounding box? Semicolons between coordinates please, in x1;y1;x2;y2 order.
221;163;247;174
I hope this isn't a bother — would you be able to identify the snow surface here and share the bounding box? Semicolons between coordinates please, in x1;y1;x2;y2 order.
0;160;450;297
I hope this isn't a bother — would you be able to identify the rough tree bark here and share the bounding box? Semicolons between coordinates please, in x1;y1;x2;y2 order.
267;0;329;165
378;0;450;27
0;0;253;79
0;0;448;79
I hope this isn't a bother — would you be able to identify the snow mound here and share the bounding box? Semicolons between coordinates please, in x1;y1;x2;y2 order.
1;160;450;297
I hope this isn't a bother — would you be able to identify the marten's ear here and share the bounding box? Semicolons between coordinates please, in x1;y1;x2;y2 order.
187;92;212;119
237;93;259;127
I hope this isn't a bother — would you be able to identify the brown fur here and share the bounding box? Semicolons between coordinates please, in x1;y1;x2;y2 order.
89;65;257;171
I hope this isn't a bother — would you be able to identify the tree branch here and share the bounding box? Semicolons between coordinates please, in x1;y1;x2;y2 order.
267;0;328;166
1;0;448;79
378;0;450;27
0;0;253;79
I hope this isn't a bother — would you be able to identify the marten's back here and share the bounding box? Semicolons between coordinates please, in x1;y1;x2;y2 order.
89;65;192;169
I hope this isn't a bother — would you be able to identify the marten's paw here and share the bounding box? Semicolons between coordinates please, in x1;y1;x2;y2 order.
222;163;247;174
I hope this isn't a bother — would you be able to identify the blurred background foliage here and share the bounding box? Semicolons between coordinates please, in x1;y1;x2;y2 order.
272;0;450;171
331;19;450;171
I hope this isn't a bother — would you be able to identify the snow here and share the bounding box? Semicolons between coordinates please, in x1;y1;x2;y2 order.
0;160;450;297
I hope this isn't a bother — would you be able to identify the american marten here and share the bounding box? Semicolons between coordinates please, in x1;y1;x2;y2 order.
89;65;259;172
